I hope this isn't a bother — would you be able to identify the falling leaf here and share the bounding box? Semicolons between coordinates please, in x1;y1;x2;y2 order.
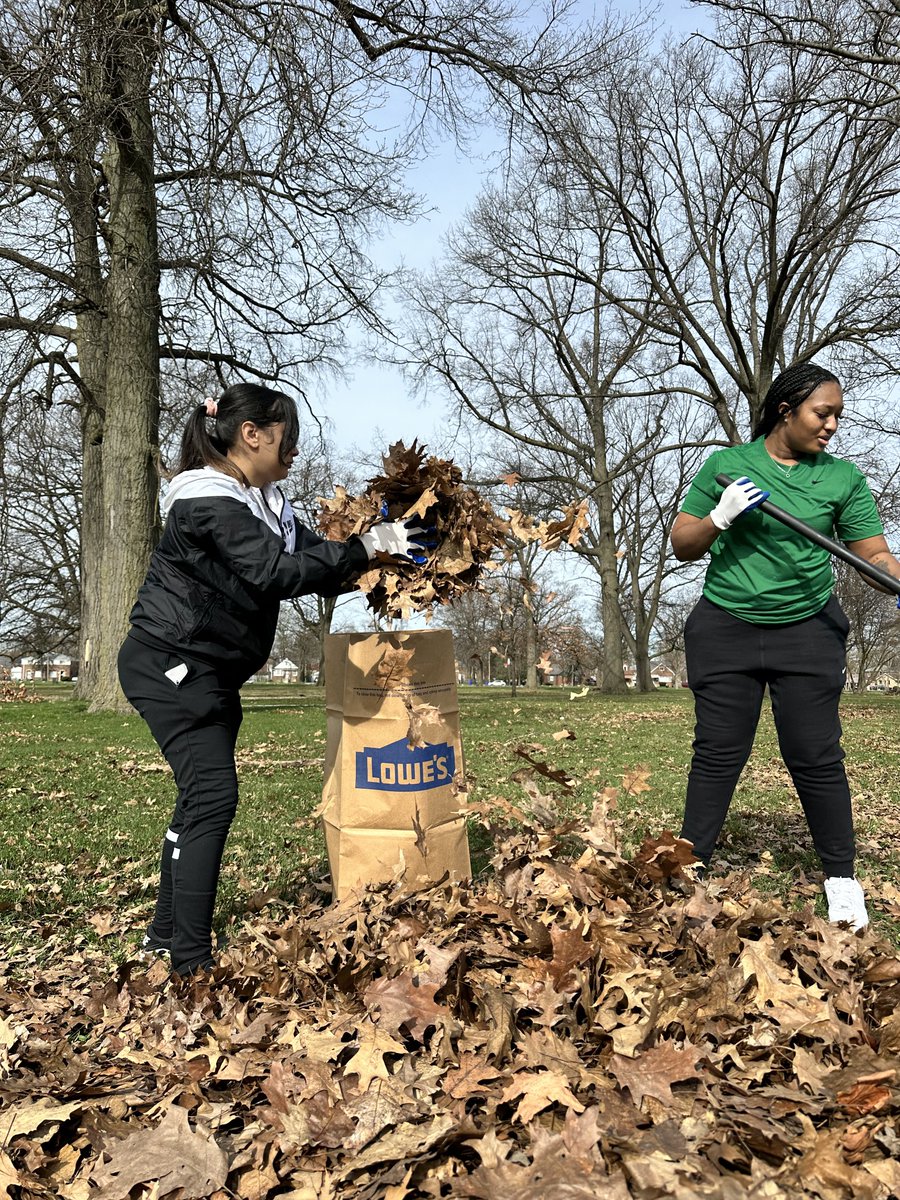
405;698;442;750
513;745;574;789
632;831;697;880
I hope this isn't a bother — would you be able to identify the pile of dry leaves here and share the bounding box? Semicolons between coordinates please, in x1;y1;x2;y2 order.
2;790;900;1199
0;684;43;704
317;441;588;620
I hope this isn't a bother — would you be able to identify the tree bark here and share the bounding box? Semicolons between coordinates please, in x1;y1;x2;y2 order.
79;1;162;711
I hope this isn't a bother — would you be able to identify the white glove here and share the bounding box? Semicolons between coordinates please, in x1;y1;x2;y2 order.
358;520;435;563
709;476;769;531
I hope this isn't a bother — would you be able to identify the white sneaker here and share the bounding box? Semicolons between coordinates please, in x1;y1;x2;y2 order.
824;877;869;932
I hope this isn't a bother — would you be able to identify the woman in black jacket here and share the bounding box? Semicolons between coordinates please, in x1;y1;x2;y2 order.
118;383;429;976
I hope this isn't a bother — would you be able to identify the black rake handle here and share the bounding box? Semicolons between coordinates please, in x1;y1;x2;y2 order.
715;472;900;597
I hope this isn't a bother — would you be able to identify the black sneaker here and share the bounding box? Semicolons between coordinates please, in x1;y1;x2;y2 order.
140;930;172;957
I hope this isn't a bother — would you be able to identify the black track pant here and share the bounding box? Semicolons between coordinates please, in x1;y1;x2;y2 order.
118;635;243;973
680;595;855;877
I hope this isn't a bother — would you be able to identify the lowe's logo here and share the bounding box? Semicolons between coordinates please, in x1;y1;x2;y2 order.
356;737;455;791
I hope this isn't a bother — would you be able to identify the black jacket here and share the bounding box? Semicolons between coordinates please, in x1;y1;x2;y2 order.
128;468;368;681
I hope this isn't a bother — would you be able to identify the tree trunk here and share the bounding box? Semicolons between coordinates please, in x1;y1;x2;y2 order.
594;480;627;693
82;2;162;711
634;628;654;691
524;607;538;690
318;596;337;674
71;157;109;703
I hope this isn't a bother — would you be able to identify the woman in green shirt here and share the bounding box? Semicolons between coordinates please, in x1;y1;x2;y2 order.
671;361;900;931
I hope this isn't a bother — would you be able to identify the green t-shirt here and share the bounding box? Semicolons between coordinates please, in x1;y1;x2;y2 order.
681;440;883;624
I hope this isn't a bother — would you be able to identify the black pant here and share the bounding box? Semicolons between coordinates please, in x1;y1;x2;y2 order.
118;635;243;973
680;595;855;876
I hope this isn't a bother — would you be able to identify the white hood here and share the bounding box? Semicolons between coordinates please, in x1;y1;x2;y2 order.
161;466;296;551
160;467;247;517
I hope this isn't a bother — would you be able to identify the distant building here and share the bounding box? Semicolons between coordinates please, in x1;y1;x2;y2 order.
271;658;300;683
866;675;900;693
624;664;682;688
10;655;77;682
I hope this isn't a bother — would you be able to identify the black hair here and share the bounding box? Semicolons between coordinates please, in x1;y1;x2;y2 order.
752;362;840;440
175;383;300;478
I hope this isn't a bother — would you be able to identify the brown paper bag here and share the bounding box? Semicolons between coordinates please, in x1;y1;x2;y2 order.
321;630;471;899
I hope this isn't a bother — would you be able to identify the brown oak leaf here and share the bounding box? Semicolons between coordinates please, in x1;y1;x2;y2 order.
374;645;417;689
442;1052;502;1104
609;1041;703;1110
632;831;697;880
90;1105;228;1200
342;1023;407;1092
621;766;652;796
364;972;455;1041
404;698;443;749
500;1068;585;1123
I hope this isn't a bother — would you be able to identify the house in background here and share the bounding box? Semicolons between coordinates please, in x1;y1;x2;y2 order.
9;655;77;682
623;663;682;689
271;658;300;683
651;665;678;688
866;674;900;693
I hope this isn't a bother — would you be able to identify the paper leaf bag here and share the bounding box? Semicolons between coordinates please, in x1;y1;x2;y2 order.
321;630;471;899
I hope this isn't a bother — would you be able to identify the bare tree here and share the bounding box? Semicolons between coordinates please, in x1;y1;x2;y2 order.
651;589;701;685
397;153;736;690
0;401;80;660
436;555;582;689
835;559;900;691
556;21;900;437
281;432;366;669
399;164;692;691
614;401;713;688
695;0;900;93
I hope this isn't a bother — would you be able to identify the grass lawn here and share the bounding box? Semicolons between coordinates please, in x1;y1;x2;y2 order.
2;683;899;966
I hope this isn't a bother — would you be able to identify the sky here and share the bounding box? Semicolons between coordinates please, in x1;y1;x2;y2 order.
318;0;709;462
317;137;498;463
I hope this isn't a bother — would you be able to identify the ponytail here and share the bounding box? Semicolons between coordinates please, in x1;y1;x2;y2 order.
175;383;300;477
752;362;840;440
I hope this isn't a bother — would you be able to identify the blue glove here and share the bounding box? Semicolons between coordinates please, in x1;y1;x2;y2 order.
709;476;769;531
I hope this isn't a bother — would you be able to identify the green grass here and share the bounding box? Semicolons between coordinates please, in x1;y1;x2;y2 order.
2;685;899;966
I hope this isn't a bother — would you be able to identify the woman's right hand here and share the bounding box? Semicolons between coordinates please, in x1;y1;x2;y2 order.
708;476;769;531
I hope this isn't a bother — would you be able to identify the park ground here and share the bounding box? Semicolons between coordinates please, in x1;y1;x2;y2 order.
2;686;900;1198
3;684;900;958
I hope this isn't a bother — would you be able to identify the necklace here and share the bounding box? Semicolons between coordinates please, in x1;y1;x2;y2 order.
771;458;798;477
